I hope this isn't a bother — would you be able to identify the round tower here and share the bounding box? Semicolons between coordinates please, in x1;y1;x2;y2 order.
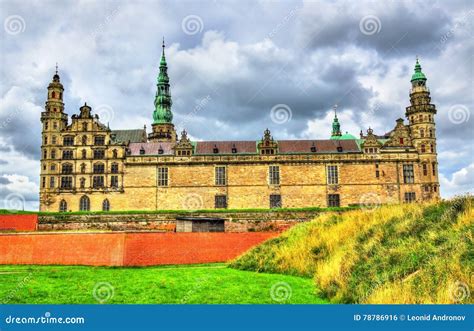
405;58;440;199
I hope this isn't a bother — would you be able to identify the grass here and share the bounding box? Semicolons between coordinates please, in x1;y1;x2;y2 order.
230;196;474;304
0;264;327;304
0;206;359;216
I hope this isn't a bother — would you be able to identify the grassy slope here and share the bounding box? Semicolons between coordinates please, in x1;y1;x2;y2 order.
230;197;473;304
0;264;326;304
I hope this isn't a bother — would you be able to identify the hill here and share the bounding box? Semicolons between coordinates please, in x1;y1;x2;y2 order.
230;196;473;304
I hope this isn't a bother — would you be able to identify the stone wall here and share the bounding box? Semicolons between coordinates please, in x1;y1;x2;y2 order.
38;210;319;232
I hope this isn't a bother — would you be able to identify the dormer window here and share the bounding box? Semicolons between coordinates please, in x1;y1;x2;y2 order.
140;147;145;155
158;146;164;155
310;143;316;153
213;145;219;154
337;146;343;152
399;138;404;145
231;144;237;154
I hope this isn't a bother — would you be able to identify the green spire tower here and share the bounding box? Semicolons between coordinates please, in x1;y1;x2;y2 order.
149;38;177;142
331;104;342;138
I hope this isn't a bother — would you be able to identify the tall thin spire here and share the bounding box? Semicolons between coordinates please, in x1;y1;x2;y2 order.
152;37;173;124
55;62;58;75
331;104;342;137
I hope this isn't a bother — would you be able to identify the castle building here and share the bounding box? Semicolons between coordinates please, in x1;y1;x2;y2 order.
39;44;440;212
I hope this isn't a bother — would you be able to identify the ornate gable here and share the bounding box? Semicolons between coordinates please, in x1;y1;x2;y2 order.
383;118;413;148
361;128;382;153
257;129;278;155
173;130;194;156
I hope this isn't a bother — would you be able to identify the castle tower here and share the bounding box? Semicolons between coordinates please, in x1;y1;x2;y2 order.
331;104;342;138
405;58;440;199
40;65;68;210
148;39;177;142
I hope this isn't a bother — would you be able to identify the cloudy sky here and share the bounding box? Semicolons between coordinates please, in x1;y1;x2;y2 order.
0;0;472;210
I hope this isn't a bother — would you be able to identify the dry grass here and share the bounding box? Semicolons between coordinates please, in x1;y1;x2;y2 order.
231;196;473;304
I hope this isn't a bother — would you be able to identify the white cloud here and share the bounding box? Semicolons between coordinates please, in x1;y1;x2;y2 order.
439;163;474;198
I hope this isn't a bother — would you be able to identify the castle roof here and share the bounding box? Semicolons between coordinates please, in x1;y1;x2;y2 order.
111;129;147;144
128;139;360;156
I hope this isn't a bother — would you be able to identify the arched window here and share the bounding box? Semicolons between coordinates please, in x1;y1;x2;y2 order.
102;199;110;212
112;149;118;158
82;135;87;145
93;163;105;174
59;199;67;212
80;163;86;173
429;128;433;137
51;91;56;98
421;144;426;153
420;129;424;138
82;149;87;159
80;177;86;188
430;144;434;153
79;195;90;211
51;149;56;159
111;163;119;173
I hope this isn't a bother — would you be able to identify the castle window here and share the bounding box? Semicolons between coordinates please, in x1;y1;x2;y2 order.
423;163;428;176
94;136;105;146
51;149;56;159
82;149;87;159
59;92;62;99
215;195;227;209
424;186;430;192
52;136;56;145
421;144;426;153
269;165;280;185
49;177;55;188
375;164;380;178
93;176;104;188
60;176;72;189
311;145;317;153
111;163;119;174
337;146;343;152
45;121;49;130
82;123;88;131
53;122;58;129
403;164;414;183
53;108;57;112
328;194;340;207
140;147;145;155
112;149;118;158
420;129;424;138
50;164;56;171
80;178;85;189
102;199;110;212
404;192;416;203
43;150;47;159
327;165;338;185
43;164;46;171
215;166;226;186
213;145;219;154
158;147;164;155
432;162;436;176
434;186;437;192
51;91;56;98
44;136;48;145
111;176;119;188
79;195;90;211
430;144;434;153
93;149;105;159
59;200;67;212
82;136;87;145
42;177;46;188
157;167;168;186
62;150;73;160
80;163;86;173
270;194;282;209
93;163;105;174
429;128;434;137
61;163;73;174
63;136;74;146
399;138;404;145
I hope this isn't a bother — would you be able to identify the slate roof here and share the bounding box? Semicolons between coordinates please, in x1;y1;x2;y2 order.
111;129;147;144
128;139;361;156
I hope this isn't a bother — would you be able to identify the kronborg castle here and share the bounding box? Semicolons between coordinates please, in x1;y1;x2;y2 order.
39;43;440;212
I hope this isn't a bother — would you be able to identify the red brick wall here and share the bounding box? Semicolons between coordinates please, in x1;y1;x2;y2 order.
0;215;37;232
0;232;276;266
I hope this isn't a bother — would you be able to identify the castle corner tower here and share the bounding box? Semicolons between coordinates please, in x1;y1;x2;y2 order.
405;58;440;199
148;39;177;142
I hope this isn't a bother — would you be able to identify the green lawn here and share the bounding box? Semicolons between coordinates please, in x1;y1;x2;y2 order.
0;264;326;304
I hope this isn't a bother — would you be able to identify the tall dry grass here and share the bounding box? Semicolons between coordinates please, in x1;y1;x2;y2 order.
231;197;473;304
